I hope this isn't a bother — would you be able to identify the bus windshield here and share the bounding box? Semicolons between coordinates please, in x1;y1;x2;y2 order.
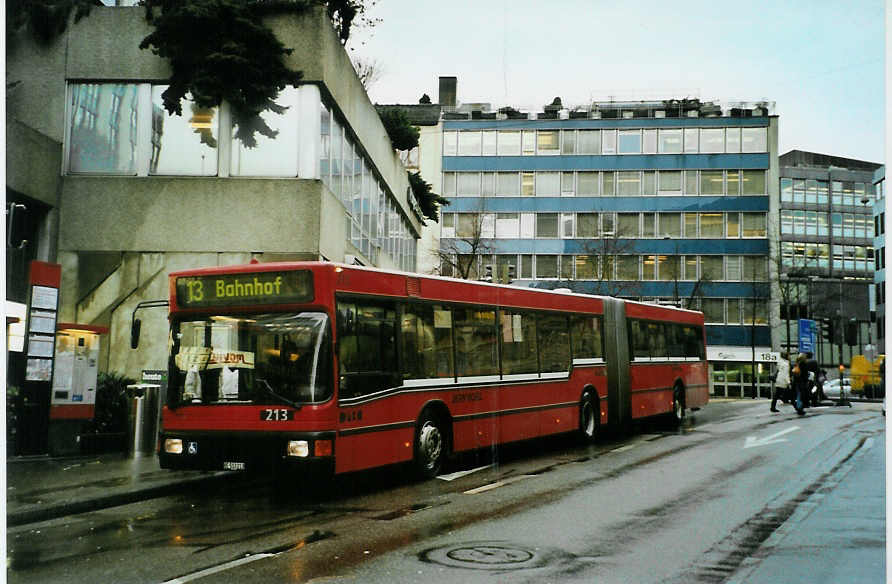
168;312;332;407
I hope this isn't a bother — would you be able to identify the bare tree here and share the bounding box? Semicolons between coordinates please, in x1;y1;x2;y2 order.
433;207;494;280
351;55;384;90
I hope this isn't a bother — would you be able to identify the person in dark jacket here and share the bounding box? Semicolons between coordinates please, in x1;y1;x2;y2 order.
803;351;820;407
791;353;809;415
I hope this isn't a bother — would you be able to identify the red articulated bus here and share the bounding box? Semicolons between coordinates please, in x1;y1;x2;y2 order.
154;261;708;479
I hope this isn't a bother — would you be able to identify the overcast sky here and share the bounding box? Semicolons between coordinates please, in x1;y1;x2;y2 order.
347;0;886;164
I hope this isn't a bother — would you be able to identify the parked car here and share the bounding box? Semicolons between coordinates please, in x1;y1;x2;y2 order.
823;377;852;399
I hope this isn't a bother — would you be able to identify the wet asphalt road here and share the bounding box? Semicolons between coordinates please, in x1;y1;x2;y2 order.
6;400;885;583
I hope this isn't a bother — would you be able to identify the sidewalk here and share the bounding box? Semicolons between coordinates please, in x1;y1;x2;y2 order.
6;452;232;527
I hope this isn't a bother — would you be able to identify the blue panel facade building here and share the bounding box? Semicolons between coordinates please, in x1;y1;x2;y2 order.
436;96;779;397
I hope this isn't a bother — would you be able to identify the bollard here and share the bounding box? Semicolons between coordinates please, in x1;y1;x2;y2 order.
125;383;161;456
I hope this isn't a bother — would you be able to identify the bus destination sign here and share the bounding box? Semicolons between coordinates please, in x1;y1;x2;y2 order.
176;271;313;308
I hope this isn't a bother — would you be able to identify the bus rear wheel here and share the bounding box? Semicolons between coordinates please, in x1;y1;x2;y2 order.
414;413;445;479
578;391;599;444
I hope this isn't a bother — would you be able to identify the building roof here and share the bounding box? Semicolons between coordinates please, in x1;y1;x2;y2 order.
780;150;883;171
375;104;441;126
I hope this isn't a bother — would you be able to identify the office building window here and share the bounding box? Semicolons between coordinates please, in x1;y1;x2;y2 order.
741;127;767;152
684;128;699;153
700;170;724;195
497;172;520;196
659;213;681;238
617;171;641;196
577;130;600;154
700;128;724;153
537;130;560;154
481;131;497;156
536;255;558;278
742;212;767;237
561;130;576;154
659;129;682;153
601;129;617;154
537;213;559;238
536;172;560;196
577;172;599;196
643;129;657;154
659;170;682;194
498;131;521;155
742;170;766;194
457;131;482;156
618;130;642;154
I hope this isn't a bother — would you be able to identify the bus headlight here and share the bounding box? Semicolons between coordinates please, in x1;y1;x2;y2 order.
286;440;310;457
164;438;183;454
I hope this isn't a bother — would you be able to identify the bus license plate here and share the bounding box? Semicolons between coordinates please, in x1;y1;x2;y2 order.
260;408;294;421
223;461;246;471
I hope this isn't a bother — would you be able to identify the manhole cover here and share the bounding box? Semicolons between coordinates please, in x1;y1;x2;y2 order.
420;541;543;571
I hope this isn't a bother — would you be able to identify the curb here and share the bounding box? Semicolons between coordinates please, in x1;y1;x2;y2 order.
7;471;233;527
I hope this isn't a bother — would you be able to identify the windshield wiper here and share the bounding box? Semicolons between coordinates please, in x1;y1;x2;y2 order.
256;378;302;410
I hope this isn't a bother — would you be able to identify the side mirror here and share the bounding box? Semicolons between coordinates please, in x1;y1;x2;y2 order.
130;318;142;349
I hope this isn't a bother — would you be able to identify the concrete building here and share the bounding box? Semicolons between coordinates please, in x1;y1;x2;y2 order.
777;151;882;369
6;6;422;453
434;92;779;397
873;166;885;355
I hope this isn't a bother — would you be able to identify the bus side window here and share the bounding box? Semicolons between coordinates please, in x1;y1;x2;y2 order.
668;324;684;358
501;311;538;375
538;313;571;373
631;320;649;359
647;322;667;360
570;315;603;360
336;300;398;398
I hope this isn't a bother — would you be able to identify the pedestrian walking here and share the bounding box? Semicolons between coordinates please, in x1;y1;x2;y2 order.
803;351;820;407
791;353;809;415
770;352;790;413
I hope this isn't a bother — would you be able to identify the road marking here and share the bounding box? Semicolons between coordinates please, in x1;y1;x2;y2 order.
611;444;636;453
162;554;275;583
463;475;535;494
438;465;492;481
744;426;800;449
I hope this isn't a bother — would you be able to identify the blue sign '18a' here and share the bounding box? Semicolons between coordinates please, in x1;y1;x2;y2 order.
798;319;817;353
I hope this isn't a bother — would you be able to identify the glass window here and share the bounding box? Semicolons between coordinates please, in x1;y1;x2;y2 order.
630;320;649;359
700;170;724;195
643;129;657;154
536;255;558;278
726;256;742;280
602;172;615;196
684;212;699;237
560;255;574;279
577;172;600;196
702;298;725;323
726;298;741;324
561;130;576;154
498;131;521;155
443;131;458;156
742;212;767;237
646;322;668;359
457;172;480;196
642;213;655;237
577;130;600;154
684;128;699;153
536;172;560;196
660;213;681;238
481;213;495;238
539;313;571;373
500;312;537;375
441;213;455;238
575;255;598;278
577;213;599;237
571;315;603;359
683;256;698;280
701;256;723;280
602;213;615;236
642;255;657;280
68;83;141;174
561;213;575;238
481;172;495;196
617;213;640;237
457;214;479;238
453;308;498;377
659;255;680;281
482;131;497;156
522;172;535;196
537;213;559;238
519;254;534;278
742;170;766;194
497;172;520;196
741;127;767;152
659;129;683;153
496;213;519;238
601;129;617;154
150;87;218;175
727;212;740;238
520;214;535;238
700;128;724;153
726;170;740;195
780;177;793;202
617;171;641;196
338;302;397;395
616;255;639;280
537;130;560;154
401;304;453;380
443;173;456;197
521;130;536;155
725;128;740;153
743;256;767;280
700;212;724;237
685;170;698;195
642;171;656;195
457;131;481;156
561;172;575;196
618;130;642;154
659;170;682;194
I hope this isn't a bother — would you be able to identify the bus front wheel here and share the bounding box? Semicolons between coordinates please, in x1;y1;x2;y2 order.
414;413;445;479
671;386;685;426
578;391;599;444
